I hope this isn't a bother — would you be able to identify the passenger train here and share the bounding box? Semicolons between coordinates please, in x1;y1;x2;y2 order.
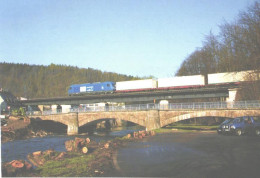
68;70;258;96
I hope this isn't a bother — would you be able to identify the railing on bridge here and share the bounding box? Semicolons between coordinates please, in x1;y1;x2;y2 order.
26;100;260;116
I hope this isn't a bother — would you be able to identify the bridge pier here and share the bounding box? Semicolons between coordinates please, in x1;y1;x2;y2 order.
67;113;79;135
145;110;161;131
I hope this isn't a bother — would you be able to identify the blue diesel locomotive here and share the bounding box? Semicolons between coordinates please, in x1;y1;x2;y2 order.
68;81;115;96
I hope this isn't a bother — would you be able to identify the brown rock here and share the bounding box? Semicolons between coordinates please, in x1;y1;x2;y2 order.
32;151;42;156
65;140;74;152
86;137;91;144
133;132;138;138
24;161;32;170
11;160;24;169
104;143;109;149
55;152;67;160
8;160;16;165
75;137;85;149
44;149;55;156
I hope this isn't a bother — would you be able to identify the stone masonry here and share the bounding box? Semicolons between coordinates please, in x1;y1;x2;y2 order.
29;109;260;135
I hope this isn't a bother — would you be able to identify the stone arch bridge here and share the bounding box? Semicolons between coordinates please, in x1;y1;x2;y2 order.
28;109;260;135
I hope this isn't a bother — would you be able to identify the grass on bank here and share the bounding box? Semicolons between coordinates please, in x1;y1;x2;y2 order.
154;124;218;133
168;124;218;130
36;152;96;177
35;137;130;177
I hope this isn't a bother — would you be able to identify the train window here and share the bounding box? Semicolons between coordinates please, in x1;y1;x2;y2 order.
107;84;110;87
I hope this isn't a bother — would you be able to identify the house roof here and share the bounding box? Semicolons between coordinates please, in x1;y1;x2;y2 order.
0;91;22;107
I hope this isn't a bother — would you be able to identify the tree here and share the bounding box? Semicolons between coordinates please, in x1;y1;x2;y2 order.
176;2;260;100
0;62;138;98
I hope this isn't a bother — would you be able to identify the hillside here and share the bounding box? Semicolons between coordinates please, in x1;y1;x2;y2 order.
0;63;138;98
176;2;260;76
175;2;260;101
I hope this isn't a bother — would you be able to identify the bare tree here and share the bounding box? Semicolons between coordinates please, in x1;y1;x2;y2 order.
176;2;260;100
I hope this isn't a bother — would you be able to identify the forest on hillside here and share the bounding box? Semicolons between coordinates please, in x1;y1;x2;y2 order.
0;63;138;98
176;2;260;100
176;2;260;76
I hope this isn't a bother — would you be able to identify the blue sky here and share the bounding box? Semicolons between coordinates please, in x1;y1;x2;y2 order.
0;0;258;78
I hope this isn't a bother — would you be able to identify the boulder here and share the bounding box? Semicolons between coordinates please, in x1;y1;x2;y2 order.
86;137;91;144
44;149;55;157
32;151;42;156
65;140;75;152
24;161;32;170
10;160;24;169
55;152;67;160
104;143;110;149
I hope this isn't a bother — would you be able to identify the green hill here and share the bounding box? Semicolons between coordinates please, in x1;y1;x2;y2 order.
0;62;138;98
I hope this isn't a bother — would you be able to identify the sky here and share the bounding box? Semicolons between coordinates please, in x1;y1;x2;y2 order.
0;0;258;78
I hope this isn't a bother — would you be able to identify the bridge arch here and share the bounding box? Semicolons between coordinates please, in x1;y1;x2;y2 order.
78;111;146;128
29;114;72;126
29;113;79;135
160;110;260;127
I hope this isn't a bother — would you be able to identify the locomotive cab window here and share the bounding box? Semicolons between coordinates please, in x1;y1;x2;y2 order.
107;84;110;87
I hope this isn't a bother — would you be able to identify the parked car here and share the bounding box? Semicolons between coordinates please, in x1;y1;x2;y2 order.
221;116;260;136
217;119;233;134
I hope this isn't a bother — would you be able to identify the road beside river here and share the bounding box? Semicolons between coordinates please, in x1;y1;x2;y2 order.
111;131;260;177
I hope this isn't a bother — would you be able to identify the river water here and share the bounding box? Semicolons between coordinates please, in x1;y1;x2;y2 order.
1;127;141;163
3;130;260;177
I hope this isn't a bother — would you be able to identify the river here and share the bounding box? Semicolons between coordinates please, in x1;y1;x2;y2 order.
1;126;141;163
111;131;260;177
2;130;260;177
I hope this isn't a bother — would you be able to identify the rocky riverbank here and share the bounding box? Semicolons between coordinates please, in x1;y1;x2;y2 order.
1;126;51;143
1;118;53;143
2;130;155;177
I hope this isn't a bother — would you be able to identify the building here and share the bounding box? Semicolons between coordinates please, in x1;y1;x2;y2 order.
0;89;22;115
